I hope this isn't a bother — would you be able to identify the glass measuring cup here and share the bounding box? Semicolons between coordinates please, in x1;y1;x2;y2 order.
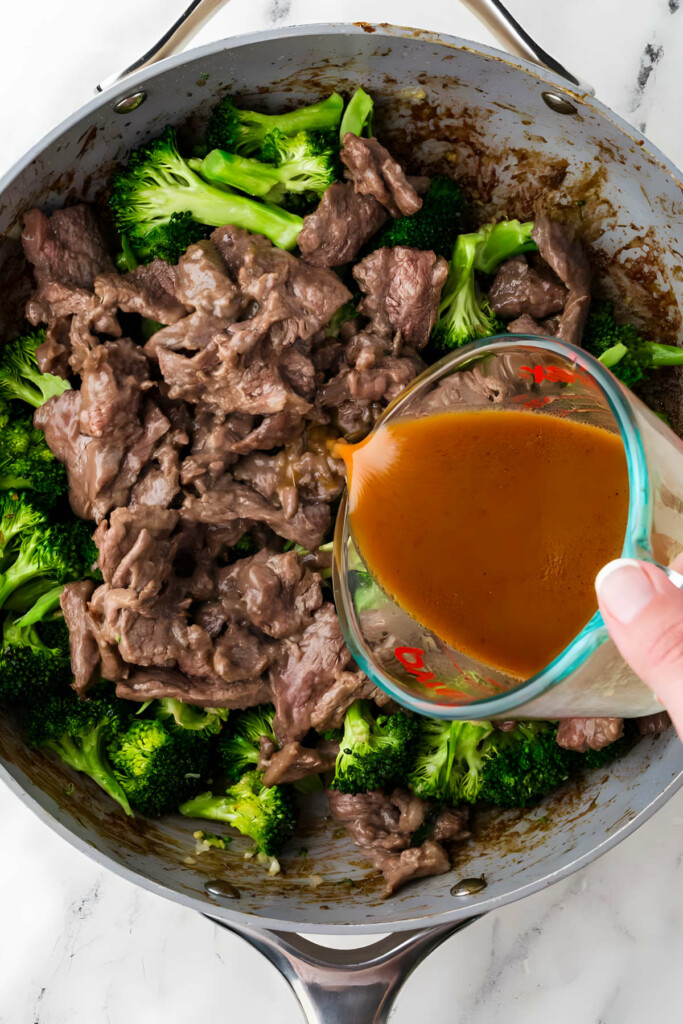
333;334;683;720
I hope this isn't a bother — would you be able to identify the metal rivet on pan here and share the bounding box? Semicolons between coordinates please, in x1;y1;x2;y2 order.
113;91;147;114
205;880;241;900
541;91;578;115
450;877;487;896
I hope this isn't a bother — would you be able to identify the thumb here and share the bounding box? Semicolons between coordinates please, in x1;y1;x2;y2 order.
595;557;683;738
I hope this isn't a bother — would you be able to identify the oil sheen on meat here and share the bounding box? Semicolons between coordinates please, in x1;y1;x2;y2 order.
339;409;630;679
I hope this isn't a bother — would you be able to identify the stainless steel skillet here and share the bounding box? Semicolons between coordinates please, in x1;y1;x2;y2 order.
1;3;683;1021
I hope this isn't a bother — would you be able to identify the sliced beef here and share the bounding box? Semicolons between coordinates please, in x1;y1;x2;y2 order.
35;341;170;522
115;667;272;708
269;602;385;743
35;319;72;377
432;807;470;845
216;549;322;639
556;717;624;752
211;225;351;348
316;330;424;437
93;507;180;596
22;205;113;291
340;134;422;218
298;183;387;267
261;739;339;787
326;788;452;896
531;216;591;346
489;254;568;320
354;247;448;349
636;711;671;735
94;260;189;324
233;431;345;518
59;579;101;695
145;310;227;358
176;240;245;320
182;475;330;549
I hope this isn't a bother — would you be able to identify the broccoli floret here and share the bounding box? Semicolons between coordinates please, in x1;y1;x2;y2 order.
0;605;71;704
331;700;419;794
153;698;229;738
406;718;494;802
114;234;140;272
179;769;298;856
582;301;683;388
0;518;99;611
339;87;374;140
371;177;465;258
109;128;303;261
0;331;71;408
431;221;536;352
206;93;343;156
0;490;48;558
108;715;211;817
477;722;574;807
194;131;337;205
0;413;68;504
352;570;386;612
218;703;276;782
22;689;132;816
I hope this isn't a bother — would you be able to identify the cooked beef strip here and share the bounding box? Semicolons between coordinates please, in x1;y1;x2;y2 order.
354;247;448;349
93;507;180;596
211;225;351;349
233;430;345;518
269;602;389;744
260;739;339;787
489;254;568;320
215;550;322;639
326;788;454;896
22;205;114;291
315;329;424;437
116;667;272;708
298;182;387;267
94;259;189;324
340;134;422;218
182;475;330;549
531;216;591;346
60;579;103;695
636;711;671;735
432;807;470;844
145;310;227;358
35;318;72;377
35;341;171;522
556;717;624;752
176;240;245;319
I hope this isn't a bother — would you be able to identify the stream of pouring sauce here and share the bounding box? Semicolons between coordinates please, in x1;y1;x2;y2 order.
337;409;630;679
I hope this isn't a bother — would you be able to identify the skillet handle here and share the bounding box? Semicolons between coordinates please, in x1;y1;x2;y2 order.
209;916;479;1024
96;0;593;97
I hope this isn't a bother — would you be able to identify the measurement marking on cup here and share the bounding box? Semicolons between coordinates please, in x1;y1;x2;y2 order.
393;646;505;701
519;363;584;384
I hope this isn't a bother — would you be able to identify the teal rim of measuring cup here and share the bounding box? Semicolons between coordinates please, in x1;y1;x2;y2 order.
334;333;652;721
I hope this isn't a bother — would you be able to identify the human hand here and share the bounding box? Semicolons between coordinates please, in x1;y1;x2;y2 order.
596;555;683;738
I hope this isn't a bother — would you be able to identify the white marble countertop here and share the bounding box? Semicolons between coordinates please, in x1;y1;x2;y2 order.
2;1;683;1021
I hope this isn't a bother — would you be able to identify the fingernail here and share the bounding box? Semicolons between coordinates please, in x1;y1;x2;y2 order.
595;559;656;624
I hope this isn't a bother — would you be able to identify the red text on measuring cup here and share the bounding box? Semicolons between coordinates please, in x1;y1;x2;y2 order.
394;646;437;684
519;364;583;384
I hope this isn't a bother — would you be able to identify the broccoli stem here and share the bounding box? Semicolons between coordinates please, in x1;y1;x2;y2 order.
48;730;133;817
473;220;537;274
340;87;374;140
598;342;629;369
13;584;64;627
252;94;344;141
644;342;683;367
191;151;281;198
0;537;47;610
115;236;139;272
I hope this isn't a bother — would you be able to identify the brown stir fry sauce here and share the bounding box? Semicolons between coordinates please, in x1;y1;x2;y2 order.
339;409;630;679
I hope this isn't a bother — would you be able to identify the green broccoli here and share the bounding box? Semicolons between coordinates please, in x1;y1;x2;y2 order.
582;301;683;388
475;722;574;807
406;718;494;802
0;605;71;703
0;518;99;611
179;769;298;856
0;411;68;504
0;490;48;559
206;93;343;156
218;703;276;782
331;700;419;794
0;331;71;408
339;87;374;140
109;127;304;263
431;220;536;352
371;177;465;258
114;234;140;272
352;570;386;612
22;689;133;816
193;131;337;205
107;715;212;817
153;698;229;738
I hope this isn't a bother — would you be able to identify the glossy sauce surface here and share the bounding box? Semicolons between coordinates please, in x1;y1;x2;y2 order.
339;409;630;679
